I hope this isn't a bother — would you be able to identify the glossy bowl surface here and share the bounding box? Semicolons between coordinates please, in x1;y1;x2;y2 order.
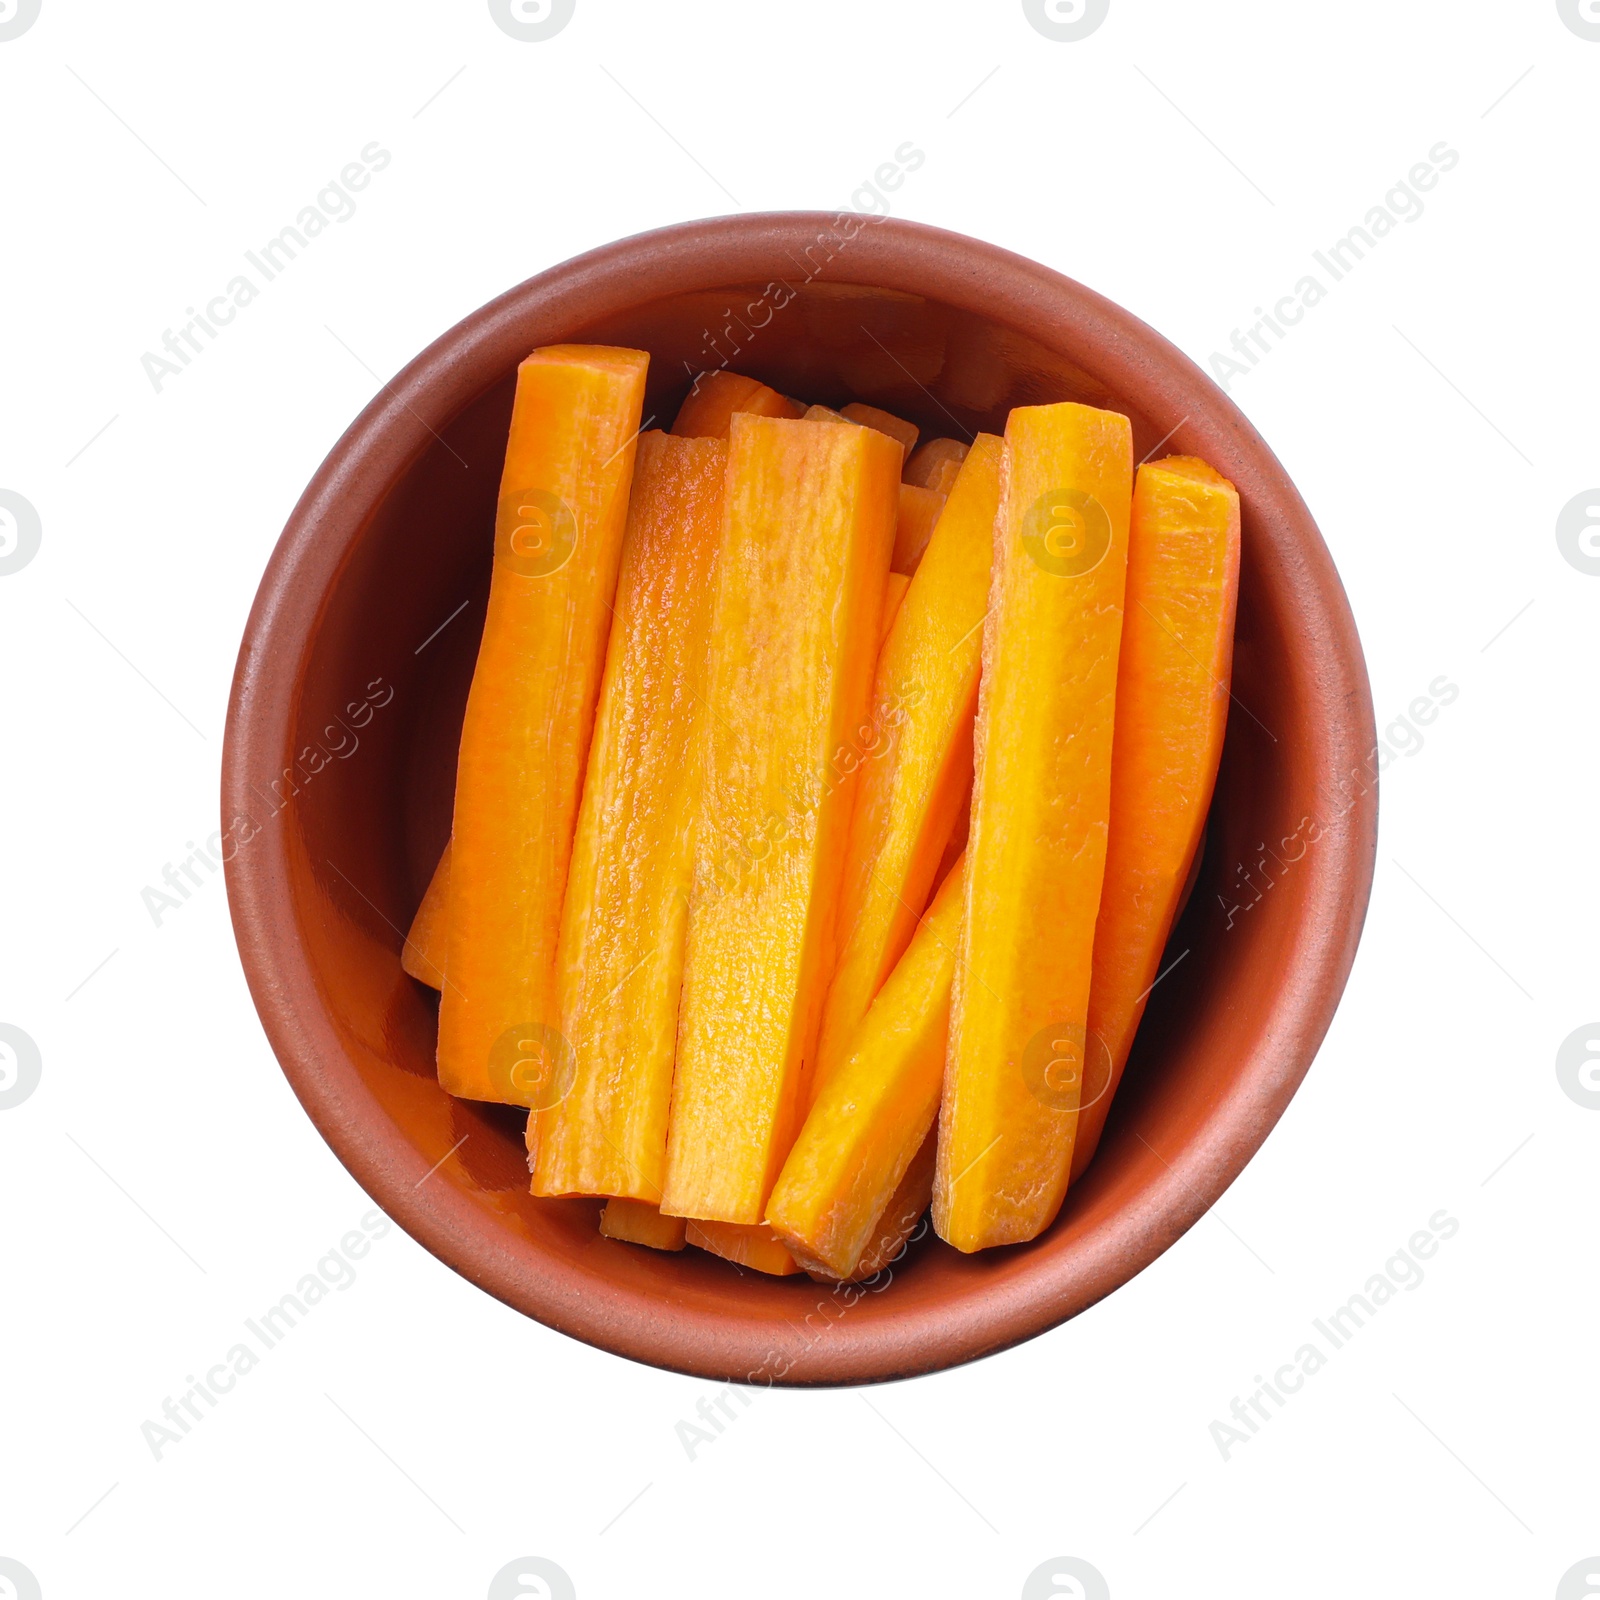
223;213;1376;1385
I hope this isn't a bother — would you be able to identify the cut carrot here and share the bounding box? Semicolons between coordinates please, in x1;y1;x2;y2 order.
672;370;803;439
807;403;913;470
769;859;965;1279
842;1129;935;1280
661;415;900;1224
401;840;451;989
892;483;945;576
530;432;727;1200
880;572;910;642
925;456;964;498
934;786;971;894
685;1219;803;1275
1070;455;1240;1180
600;1198;688;1251
934;401;1132;1252
904;437;967;488
810;435;1001;1104
436;345;648;1106
840;402;919;460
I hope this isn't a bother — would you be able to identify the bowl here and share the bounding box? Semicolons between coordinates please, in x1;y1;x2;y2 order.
222;213;1377;1385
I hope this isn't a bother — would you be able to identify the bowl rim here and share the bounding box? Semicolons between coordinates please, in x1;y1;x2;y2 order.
223;211;1378;1385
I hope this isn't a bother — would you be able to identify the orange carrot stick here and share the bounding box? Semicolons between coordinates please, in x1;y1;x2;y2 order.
933;401;1132;1251
806;403;916;471
903;437;967;488
809;435;1000;1104
530;432;726;1200
436;345;648;1105
924;456;964;498
892;483;945;576
685;1219;803;1275
1070;455;1240;1180
401;840;451;989
661;415;899;1224
769;859;965;1279
600;1199;688;1251
840;402;919;460
838;1129;935;1280
672;370;802;438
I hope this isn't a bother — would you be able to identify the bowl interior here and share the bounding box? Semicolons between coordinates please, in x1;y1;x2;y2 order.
235;237;1364;1383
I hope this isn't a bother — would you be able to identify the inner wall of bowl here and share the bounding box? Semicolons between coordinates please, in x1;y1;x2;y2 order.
264;277;1302;1304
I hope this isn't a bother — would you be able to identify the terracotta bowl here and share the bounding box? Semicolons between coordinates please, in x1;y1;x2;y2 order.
223;213;1376;1385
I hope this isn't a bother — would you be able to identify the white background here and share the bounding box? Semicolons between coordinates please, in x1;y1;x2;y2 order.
3;2;1596;1596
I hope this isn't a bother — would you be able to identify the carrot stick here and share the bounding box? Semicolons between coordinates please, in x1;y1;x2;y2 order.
401;840;451;989
672;370;802;438
436;345;648;1106
880;572;910;642
685;1220;803;1275
806;403;913;471
840;402;919;460
892;483;945;576
600;1199;688;1251
530;432;726;1200
903;437;967;489
925;456;964;498
1070;455;1239;1180
933;401;1132;1251
809;435;1000;1105
660;415;899;1224
769;859;965;1278
839;1128;935;1279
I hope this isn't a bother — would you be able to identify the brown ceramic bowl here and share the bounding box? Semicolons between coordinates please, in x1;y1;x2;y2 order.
223;213;1376;1385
